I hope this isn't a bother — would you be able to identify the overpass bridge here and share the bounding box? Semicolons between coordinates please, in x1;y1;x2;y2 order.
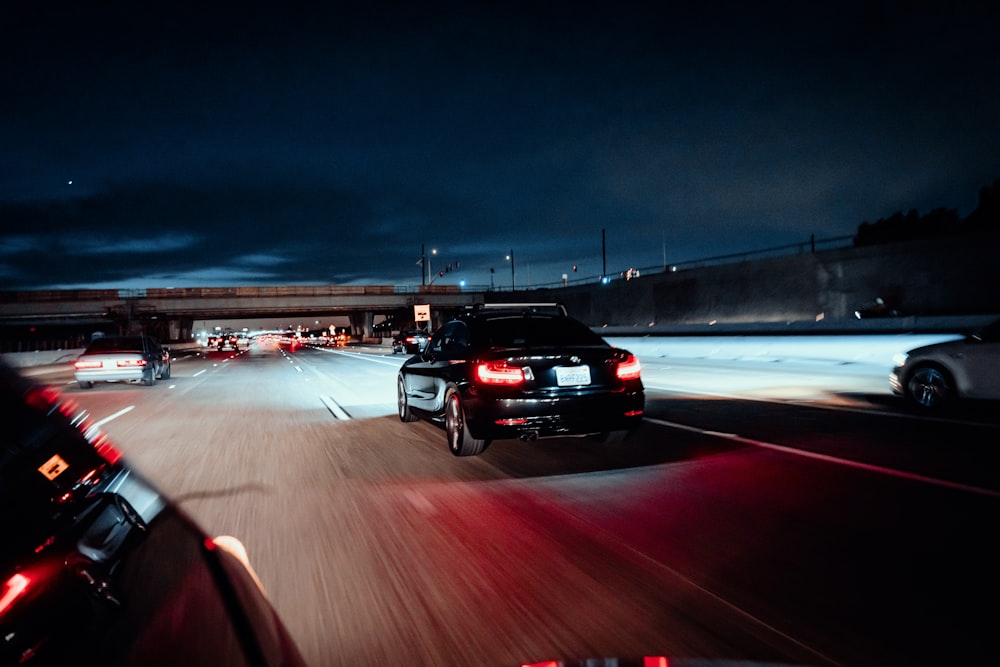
0;284;490;342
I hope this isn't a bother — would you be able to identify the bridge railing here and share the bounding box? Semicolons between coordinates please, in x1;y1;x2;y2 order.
0;283;464;303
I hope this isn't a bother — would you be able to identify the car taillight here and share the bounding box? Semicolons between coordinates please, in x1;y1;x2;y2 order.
116;359;147;367
616;354;642;380
74;360;102;370
475;360;526;386
0;573;30;617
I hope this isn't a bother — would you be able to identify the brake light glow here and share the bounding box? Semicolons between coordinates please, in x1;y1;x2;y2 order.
74;360;102;370
475;360;526;386
0;573;30;617
616;354;642;380
116;359;147;368
94;436;124;464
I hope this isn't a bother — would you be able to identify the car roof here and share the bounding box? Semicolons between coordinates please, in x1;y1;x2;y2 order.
464;302;568;318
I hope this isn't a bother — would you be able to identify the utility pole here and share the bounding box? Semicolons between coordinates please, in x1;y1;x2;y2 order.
509;248;515;291
602;229;606;277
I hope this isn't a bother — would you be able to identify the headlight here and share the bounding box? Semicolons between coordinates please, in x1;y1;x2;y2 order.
892;352;908;367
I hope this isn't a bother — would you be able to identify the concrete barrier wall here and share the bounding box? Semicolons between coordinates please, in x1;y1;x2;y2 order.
529;231;1000;327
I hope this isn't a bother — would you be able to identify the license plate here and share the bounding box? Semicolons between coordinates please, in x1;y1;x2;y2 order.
556;365;591;386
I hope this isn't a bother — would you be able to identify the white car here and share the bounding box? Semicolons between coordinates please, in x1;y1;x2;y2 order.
73;335;171;389
890;319;1000;409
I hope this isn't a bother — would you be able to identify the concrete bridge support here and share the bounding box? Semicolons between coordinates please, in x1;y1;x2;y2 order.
348;311;376;338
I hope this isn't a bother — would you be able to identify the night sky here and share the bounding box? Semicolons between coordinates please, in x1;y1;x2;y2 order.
2;1;999;291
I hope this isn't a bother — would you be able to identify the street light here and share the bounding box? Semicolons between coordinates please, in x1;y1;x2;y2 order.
418;244;439;285
506;249;515;291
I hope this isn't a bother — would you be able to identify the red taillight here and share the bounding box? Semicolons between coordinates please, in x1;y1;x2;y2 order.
616;354;642;381
475;360;526;386
116;359;147;368
93;435;124;465
0;573;30;617
74;360;102;370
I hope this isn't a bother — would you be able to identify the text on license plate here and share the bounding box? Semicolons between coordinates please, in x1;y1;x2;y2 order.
556;365;591;386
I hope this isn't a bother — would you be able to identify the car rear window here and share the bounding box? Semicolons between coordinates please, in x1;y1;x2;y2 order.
86;337;144;352
479;316;606;348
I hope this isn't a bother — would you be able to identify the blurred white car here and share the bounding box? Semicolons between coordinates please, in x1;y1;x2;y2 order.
890;319;1000;409
74;335;171;389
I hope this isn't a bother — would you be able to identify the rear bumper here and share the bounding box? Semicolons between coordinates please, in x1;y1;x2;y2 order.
463;389;645;440
75;368;152;383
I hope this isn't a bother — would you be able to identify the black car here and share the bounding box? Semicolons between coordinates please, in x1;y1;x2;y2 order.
396;304;645;456
391;329;430;355
0;361;306;666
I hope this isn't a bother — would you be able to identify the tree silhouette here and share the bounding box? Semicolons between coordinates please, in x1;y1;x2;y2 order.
854;178;997;246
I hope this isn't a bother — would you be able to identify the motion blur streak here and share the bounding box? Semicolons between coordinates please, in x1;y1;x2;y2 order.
0;573;30;616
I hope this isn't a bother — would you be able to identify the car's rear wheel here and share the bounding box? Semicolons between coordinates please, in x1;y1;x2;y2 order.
78;380;93;389
397;376;419;422
906;364;953;409
445;390;488;456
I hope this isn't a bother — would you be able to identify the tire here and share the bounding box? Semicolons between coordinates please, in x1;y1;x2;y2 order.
397;376;419;422
444;390;488;456
905;364;953;409
78;380;93;389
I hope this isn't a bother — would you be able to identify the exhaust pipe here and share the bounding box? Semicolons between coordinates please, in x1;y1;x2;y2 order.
518;431;539;442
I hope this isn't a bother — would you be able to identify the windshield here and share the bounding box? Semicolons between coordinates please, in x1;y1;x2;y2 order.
85;337;145;353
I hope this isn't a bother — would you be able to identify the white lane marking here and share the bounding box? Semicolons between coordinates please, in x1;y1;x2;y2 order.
92;405;135;428
193;369;206;377
646;383;984;425
313;347;404;367
320;395;351;420
402;489;437;515
294;366;303;372
646;417;1000;499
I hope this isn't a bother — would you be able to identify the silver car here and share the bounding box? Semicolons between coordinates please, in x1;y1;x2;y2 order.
890;319;1000;409
74;335;171;388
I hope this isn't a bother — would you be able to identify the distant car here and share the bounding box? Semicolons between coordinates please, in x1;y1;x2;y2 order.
396;304;645;456
0;360;306;666
890;319;1000;409
392;329;429;355
73;335;171;389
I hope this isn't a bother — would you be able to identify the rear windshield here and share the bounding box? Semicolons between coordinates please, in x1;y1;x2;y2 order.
86;337;145;352
478;316;607;348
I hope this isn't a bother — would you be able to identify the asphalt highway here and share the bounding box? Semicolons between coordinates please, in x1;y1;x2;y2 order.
14;338;999;666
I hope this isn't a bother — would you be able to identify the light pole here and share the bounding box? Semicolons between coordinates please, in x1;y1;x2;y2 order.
428;248;437;285
506;249;515;291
